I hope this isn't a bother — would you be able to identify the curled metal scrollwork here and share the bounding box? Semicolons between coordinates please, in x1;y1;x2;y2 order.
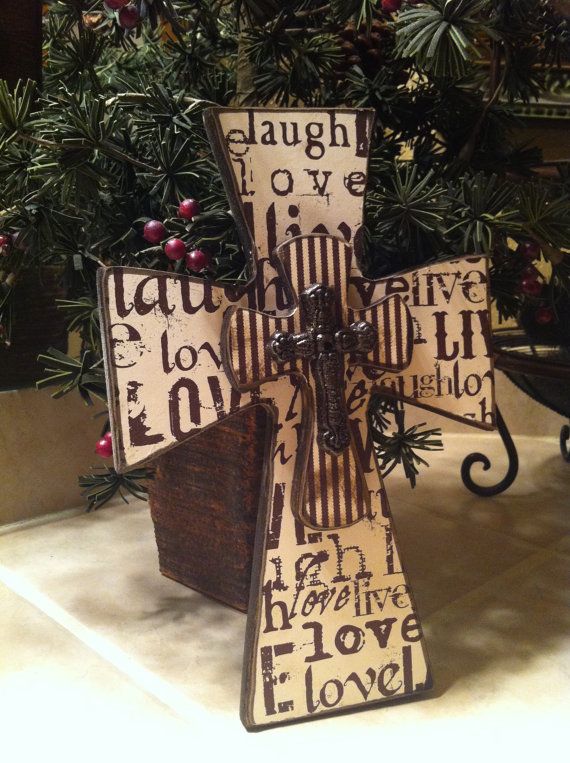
461;407;519;497
560;424;570;463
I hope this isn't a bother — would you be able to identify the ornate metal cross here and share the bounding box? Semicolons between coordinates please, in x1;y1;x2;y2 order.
268;282;376;455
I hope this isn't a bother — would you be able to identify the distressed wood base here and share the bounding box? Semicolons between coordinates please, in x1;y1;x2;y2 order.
148;406;270;612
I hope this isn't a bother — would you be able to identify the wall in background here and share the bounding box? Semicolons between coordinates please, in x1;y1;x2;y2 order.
0;388;105;526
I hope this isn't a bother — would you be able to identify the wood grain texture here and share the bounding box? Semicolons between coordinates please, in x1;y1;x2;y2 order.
0;1;43;88
148;406;270;612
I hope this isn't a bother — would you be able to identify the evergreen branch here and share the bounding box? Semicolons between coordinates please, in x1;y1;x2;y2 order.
445;172;520;254
395;0;493;79
56;296;101;350
98;140;161;174
518;182;570;252
16;131;161;175
370;397;443;489
104;92;216;108
79;465;154;511
457;54;508;164
294;4;331;19
368;163;447;236
0;79;38;142
37;348;107;405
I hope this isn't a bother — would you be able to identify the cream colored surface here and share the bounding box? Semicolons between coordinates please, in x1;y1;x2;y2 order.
100;235;493;726
352;256;494;428
0;388;106;525
212;108;374;309
1;432;568;761
242;371;430;727
100;269;238;470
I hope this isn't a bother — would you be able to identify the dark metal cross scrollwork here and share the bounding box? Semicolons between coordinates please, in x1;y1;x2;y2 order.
267;283;377;456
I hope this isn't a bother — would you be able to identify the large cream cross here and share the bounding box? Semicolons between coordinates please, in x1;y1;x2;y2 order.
98;106;495;730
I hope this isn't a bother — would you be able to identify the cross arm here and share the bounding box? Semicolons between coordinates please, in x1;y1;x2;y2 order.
98;266;260;471
347;295;414;373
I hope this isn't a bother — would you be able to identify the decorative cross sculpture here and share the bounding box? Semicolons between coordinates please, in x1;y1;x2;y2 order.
98;107;495;729
267;282;376;456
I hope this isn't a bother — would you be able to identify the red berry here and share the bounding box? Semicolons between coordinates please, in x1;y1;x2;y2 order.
185;248;210;272
0;234;10;253
517;241;540;261
143;220;167;244
535;306;555;325
95;436;113;459
521;265;539;280
520;276;543;297
382;0;403;11
105;0;130;9
104;430;113;443
118;4;139;29
178;198;201;220
164;238;186;261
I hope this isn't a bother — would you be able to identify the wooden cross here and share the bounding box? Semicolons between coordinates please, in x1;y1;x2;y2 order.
98;107;495;729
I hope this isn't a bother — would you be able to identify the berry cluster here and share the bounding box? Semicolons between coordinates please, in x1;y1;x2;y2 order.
516;241;555;326
0;234;11;255
104;0;140;30
142;199;211;274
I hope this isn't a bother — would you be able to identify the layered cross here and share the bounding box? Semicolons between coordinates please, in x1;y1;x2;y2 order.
222;233;412;529
98;106;495;729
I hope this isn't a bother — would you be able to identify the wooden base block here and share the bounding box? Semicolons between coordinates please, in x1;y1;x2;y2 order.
148;406;270;612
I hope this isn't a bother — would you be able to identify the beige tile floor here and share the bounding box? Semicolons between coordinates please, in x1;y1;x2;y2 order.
1;433;568;763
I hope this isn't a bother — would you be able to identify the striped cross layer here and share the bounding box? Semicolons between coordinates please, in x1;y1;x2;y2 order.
222;234;413;530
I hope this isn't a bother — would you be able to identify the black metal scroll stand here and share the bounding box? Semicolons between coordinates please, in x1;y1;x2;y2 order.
461;329;570;497
461;407;519;497
561;424;570;463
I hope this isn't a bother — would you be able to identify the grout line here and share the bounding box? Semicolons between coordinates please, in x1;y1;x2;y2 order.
0;564;241;736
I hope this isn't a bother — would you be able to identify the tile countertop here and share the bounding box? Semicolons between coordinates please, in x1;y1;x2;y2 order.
1;434;569;763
